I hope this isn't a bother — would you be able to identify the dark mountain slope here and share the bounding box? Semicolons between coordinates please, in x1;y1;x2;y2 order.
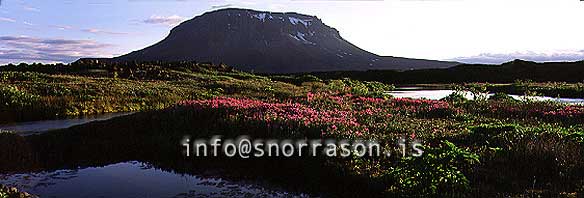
115;8;457;73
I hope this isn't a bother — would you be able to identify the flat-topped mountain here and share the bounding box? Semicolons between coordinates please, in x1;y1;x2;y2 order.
115;8;457;73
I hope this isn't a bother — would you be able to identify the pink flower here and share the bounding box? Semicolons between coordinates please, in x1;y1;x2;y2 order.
307;92;314;101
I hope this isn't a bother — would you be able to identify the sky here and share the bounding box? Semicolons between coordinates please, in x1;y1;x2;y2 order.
1;0;584;65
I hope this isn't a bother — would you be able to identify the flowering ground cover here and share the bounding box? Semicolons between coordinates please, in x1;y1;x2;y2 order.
485;101;584;122
174;92;584;197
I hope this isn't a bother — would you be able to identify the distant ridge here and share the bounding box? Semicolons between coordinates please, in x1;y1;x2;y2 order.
114;8;458;73
305;59;584;84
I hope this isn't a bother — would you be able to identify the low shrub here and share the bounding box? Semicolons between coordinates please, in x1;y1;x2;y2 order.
488;92;517;102
383;141;480;196
441;92;467;103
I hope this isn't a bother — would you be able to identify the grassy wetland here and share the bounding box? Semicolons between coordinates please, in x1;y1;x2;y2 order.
1;61;583;197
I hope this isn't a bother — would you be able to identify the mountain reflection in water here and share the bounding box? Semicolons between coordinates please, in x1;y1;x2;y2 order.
0;161;309;198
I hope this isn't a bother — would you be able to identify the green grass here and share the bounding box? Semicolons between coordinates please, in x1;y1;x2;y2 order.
0;63;309;123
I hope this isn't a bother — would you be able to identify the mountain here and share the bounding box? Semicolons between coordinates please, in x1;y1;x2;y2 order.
115;8;458;73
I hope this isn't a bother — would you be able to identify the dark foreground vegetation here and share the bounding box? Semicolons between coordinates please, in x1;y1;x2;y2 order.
0;61;583;197
477;81;584;99
0;184;36;198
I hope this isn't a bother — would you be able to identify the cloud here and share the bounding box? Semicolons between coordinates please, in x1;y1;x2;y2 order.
143;15;186;27
50;25;74;30
88;2;112;6
0;36;114;64
211;4;233;9
23;5;40;12
82;28;129;35
0;17;16;23
451;51;584;64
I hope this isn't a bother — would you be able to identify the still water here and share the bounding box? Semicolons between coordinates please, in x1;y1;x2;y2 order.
0;112;134;135
0;113;310;197
389;88;584;104
0;161;308;198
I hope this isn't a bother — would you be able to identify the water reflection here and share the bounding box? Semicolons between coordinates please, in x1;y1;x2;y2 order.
0;112;134;135
0;107;394;197
0;161;309;198
390;90;459;100
389;88;584;104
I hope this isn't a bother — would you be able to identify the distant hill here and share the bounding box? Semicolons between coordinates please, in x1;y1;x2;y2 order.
114;8;457;73
304;59;584;84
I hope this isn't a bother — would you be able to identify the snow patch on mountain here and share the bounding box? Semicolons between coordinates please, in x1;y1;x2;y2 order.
288;17;311;27
253;13;269;22
289;31;315;45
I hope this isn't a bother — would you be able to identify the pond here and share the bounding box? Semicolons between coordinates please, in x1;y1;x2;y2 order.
0;112;314;197
389;88;584;104
0;112;134;136
0;161;308;198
